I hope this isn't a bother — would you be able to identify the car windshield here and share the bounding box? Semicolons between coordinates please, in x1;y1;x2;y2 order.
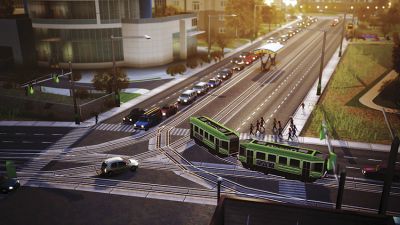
138;116;150;122
180;94;190;98
194;85;203;90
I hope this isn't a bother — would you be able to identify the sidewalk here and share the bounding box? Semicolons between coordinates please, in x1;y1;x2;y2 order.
0;20;299;128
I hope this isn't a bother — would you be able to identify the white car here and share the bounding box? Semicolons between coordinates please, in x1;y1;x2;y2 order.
100;157;139;176
178;89;197;104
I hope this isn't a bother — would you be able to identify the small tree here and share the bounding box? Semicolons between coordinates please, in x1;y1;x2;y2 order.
164;5;179;16
186;57;198;69
92;68;129;93
215;33;231;56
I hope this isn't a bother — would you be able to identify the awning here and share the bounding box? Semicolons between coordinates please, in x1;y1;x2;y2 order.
187;30;205;37
254;42;284;55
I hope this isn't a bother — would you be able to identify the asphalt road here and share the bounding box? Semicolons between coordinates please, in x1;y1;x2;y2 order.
0;187;215;225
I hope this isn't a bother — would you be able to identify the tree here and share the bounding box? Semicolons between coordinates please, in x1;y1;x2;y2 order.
186;57;198;69
0;0;15;17
215;33;231;56
92;69;129;93
164;5;179;16
393;33;400;78
261;6;274;32
225;0;264;39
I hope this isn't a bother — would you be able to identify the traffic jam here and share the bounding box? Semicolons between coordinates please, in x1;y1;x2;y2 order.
120;16;318;133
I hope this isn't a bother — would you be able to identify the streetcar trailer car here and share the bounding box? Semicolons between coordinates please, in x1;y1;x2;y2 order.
238;139;337;181
190;116;239;156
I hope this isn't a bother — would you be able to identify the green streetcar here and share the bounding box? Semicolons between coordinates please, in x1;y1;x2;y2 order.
189;116;336;181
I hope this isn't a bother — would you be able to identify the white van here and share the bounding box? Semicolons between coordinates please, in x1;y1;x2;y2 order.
193;82;209;95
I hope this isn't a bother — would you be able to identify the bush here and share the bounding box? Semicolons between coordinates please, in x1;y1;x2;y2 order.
186;57;198;69
76;89;89;99
166;65;176;76
176;64;186;74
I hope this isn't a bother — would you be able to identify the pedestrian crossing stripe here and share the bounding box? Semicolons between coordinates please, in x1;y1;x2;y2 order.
96;123;136;133
169;128;190;136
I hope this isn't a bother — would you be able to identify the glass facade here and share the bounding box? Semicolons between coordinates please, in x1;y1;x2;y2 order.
29;1;97;19
99;0;140;23
35;28;123;63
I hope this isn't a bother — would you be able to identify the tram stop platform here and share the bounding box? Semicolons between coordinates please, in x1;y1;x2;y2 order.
208;196;396;225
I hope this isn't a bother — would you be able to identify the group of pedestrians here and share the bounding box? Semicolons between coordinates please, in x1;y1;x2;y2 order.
249;116;298;142
249;117;266;137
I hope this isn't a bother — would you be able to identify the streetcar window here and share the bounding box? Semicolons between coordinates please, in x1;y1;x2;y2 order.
312;163;323;172
256;152;265;160
209;135;215;143
268;154;276;162
220;141;229;149
279;157;287;165
194;126;198;133
200;129;203;136
205;132;209;139
239;146;246;156
290;159;300;168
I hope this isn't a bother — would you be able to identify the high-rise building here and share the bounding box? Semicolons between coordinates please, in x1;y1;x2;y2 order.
23;0;199;69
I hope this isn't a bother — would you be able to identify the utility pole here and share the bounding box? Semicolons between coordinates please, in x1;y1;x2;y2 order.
317;30;326;96
69;61;80;125
111;36;120;107
336;170;346;209
339;12;346;57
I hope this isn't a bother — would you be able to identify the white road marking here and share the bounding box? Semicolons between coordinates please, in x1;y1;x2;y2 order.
51;134;63;136
252;112;256;115
0;133;7;135
344;156;358;159
2;141;13;143
22;141;33;144
368;159;382;162
41;141;53;144
15;133;25;135
346;166;360;170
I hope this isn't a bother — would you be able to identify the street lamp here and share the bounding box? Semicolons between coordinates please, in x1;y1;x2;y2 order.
110;35;151;107
208;14;237;56
317;30;327;96
217;177;223;203
253;4;269;40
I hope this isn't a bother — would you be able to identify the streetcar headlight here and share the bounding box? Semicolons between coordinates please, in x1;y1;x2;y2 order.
178;98;181;101
197;91;201;94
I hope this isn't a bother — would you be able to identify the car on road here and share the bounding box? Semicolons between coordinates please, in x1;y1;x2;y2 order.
331;18;339;27
232;63;245;71
0;175;20;194
133;107;162;130
278;34;288;43
362;163;400;181
230;57;245;65
178;89;197;104
217;68;233;80
123;108;145;124
100;157;139;176
239;52;250;59
266;37;275;43
208;78;222;88
161;104;178;117
193;82;209;95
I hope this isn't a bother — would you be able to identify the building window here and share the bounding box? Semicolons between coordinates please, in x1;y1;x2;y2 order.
174;0;179;6
193;1;200;11
192;18;198;27
219;27;225;33
218;14;224;21
221;0;225;7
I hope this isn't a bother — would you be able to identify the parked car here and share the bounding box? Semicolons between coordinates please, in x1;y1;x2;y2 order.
178;89;197;104
161;104;178;117
217;68;233;80
193;82;209;95
208;78;222;88
0;175;20;194
362;163;400;181
100;157;139;176
123;108;145;124
133;107;162;130
230;57;245;65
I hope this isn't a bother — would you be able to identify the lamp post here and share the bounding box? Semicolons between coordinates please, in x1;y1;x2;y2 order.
338;8;347;57
208;14;237;56
217;177;223;203
253;4;269;40
317;30;327;96
110;35;151;107
69;61;80;125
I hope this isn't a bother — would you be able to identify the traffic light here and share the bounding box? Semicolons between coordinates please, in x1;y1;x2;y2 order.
52;74;60;83
25;84;34;96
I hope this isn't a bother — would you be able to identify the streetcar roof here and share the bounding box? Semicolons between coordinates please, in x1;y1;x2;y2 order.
197;116;237;135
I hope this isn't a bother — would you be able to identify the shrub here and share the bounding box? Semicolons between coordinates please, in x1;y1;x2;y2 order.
186;57;198;69
176;64;187;74
166;65;176;76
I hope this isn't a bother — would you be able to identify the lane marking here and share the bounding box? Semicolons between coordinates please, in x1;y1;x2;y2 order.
41;141;53;144
2;141;14;143
0;133;7;135
368;159;382;162
22;141;33;144
51;134;63;136
33;133;45;136
344;156;358;159
346;166;360;170
15;133;25;135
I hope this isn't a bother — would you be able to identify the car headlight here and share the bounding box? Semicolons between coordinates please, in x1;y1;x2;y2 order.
123;118;126;121
184;99;187;102
362;170;366;175
162;112;166;116
178;98;181;101
197;91;201;94
9;186;13;190
134;123;137;127
141;125;144;128
16;180;19;183
129;119;132;122
210;85;214;87
223;76;226;78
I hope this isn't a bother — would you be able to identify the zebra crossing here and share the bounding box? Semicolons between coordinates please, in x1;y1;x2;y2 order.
169;128;190;136
278;180;307;199
95;123;137;133
19;127;91;173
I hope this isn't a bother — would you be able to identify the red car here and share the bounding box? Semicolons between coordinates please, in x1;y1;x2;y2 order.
362;163;400;181
244;53;258;65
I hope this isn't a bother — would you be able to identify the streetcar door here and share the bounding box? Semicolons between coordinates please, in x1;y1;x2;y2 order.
215;139;219;154
246;150;254;165
190;124;193;139
302;161;310;179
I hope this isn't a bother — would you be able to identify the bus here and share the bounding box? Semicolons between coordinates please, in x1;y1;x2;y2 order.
189;116;337;181
190;116;239;156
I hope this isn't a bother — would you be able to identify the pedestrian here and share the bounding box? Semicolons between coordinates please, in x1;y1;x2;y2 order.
260;117;265;128
292;124;298;138
290;117;294;126
256;120;260;133
95;113;99;124
272;127;278;142
278;121;283;140
250;123;254;135
301;102;305;111
273;118;277;129
288;127;293;141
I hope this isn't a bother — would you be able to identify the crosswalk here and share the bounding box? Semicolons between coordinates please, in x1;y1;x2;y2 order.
95;123;136;133
19;127;91;173
169;128;190;136
278;180;307;199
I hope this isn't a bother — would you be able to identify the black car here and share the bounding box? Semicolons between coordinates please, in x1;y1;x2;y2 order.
161;104;178;117
232;63;245;71
0;176;20;194
230;57;245;65
123;108;145;124
362;163;400;181
217;68;233;80
239;52;250;58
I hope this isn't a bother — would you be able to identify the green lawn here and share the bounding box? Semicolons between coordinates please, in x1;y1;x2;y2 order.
120;92;141;103
302;43;400;144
